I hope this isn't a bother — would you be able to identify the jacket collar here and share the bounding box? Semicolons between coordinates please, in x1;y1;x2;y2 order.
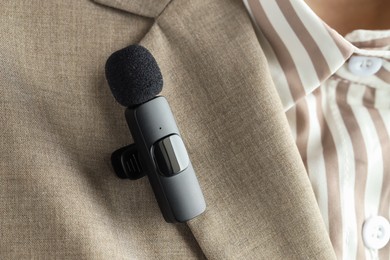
92;0;171;18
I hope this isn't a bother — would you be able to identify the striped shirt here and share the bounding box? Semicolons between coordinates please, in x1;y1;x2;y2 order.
243;0;390;259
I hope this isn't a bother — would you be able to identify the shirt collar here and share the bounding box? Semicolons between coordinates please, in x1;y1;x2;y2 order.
346;30;390;57
243;0;389;110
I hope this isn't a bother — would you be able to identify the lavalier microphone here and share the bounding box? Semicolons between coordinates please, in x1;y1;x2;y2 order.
105;45;206;223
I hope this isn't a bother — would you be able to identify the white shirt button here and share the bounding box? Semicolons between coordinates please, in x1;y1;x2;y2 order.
362;216;390;250
348;56;383;76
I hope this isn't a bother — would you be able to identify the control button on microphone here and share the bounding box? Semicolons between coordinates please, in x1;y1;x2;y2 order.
153;134;190;177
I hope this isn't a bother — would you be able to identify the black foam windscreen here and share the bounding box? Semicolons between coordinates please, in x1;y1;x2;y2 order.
105;45;163;107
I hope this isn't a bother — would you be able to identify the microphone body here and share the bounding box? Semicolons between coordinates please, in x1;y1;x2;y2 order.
125;96;206;222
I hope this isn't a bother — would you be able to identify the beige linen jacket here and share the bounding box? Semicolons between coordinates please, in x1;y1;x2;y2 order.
0;0;336;259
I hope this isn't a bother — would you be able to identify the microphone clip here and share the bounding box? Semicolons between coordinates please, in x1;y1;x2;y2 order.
111;144;145;180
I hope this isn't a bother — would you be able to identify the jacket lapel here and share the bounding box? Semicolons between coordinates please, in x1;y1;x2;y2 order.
141;0;337;258
94;0;337;258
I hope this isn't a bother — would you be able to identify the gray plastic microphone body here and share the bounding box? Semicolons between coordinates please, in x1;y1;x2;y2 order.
125;96;206;222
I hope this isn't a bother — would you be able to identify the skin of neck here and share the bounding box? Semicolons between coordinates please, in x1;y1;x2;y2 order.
305;0;390;35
